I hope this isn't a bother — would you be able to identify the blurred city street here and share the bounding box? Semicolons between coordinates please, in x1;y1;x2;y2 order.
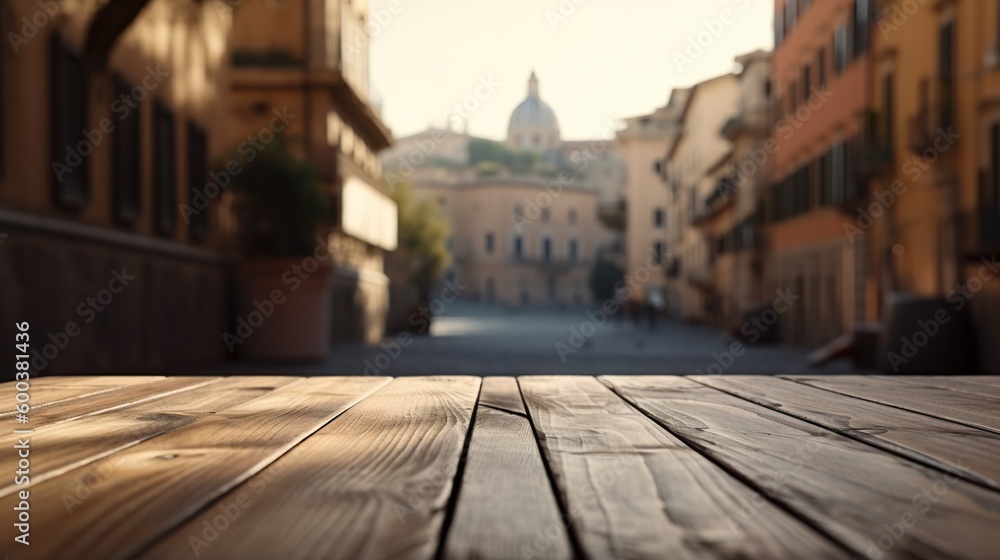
197;302;866;376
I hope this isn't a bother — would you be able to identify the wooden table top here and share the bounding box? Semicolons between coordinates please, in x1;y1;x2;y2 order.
2;375;1000;559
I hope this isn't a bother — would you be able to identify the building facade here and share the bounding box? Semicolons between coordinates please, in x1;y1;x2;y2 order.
227;0;397;345
383;72;621;308
868;0;1000;372
765;0;874;348
0;0;234;374
618;94;687;308
663;74;741;323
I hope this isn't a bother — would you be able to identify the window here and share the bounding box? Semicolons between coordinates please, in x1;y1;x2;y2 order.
187;122;209;243
854;0;870;56
485;232;494;254
883;70;895;158
112;76;141;225
831;141;846;204
514;205;523;217
802;64;812;101
568;238;578;261
542;237;552;262
653;208;665;227
835;25;848;75
653;242;665;265
541;208;550;222
817;48;826;87
50;35;89;207
939;19;955;129
154;101;176;236
568;209;577;225
513;236;523;258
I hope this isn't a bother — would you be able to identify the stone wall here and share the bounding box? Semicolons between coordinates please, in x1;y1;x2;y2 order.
0;229;230;379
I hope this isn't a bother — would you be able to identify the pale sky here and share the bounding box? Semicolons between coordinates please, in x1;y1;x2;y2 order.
369;0;774;141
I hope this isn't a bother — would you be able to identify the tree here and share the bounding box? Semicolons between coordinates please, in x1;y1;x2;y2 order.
391;181;452;301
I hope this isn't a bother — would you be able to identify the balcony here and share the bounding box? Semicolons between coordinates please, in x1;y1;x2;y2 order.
908;80;957;155
860;110;892;176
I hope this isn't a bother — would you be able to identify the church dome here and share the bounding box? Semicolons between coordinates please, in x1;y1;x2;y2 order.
507;72;560;151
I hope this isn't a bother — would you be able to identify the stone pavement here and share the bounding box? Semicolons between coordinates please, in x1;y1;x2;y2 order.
200;302;868;375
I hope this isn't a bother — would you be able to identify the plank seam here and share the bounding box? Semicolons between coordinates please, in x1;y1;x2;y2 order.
599;377;860;559
132;377;392;558
515;377;588;560
780;376;1000;437
687;376;1000;493
433;378;483;560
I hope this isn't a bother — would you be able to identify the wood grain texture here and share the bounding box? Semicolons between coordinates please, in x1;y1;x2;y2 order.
694;375;1000;491
786;375;1000;434
0;376;300;498
0;376;166;416
521;376;846;560
604;375;1000;560
880;375;1000;400
443;377;572;560
3;376;217;427
142;376;479;560
0;376;389;560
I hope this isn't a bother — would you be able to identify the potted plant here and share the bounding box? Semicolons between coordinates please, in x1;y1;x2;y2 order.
230;135;333;361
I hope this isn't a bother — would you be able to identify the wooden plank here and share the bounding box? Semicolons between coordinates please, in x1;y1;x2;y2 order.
604;375;1000;560
443;377;572;560
787;375;1000;434
879;375;1000;401
0;376;300;498
520;376;846;560
946;376;1000;388
0;376;390;560
0;376;166;416
694;375;1000;491
142;376;478;560
2;376;217;427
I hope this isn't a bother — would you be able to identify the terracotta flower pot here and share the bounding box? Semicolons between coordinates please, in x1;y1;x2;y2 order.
236;258;333;361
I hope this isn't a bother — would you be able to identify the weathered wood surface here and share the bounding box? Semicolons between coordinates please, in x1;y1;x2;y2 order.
443;377;572;560
694;375;1000;491
2;377;389;559
1;374;998;560
145;376;478;560
522;376;846;559
787;375;1000;434
604;375;1000;560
